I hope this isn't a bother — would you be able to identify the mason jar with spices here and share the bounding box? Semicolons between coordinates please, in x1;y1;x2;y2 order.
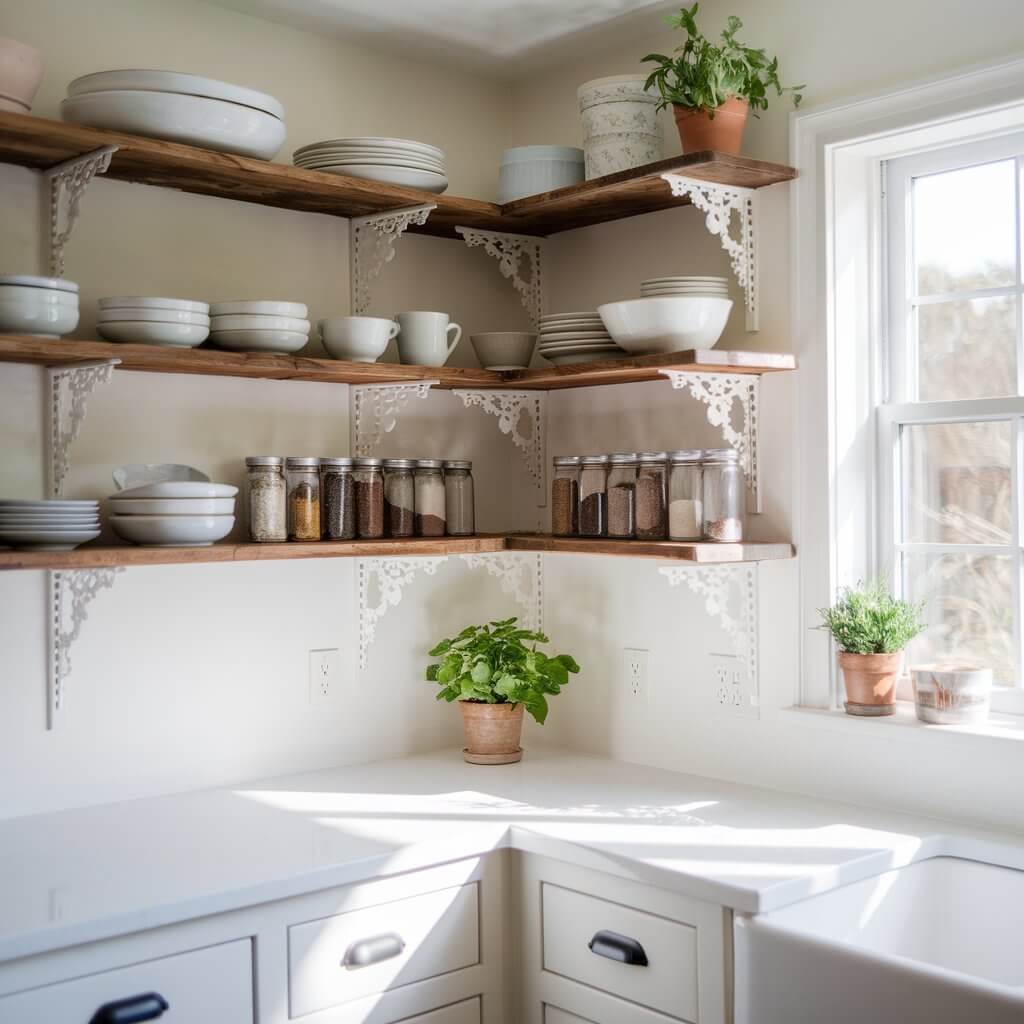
578;455;609;537
354;458;385;539
551;456;581;536
245;456;286;543
383;459;415;538
320;457;356;540
635;452;668;540
285;457;321;541
414;460;446;537
606;453;638;539
443;460;474;536
668;450;703;541
702;448;744;542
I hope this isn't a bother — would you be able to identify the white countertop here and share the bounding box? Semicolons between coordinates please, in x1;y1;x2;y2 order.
2;748;1023;962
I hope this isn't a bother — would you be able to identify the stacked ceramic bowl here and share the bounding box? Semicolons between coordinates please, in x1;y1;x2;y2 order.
97;296;209;347
0;275;79;337
0;37;43;113
537;312;625;365
293;137;448;193
640;275;731;299
109;481;237;547
209;300;309;354
62;70;285;160
0;499;100;550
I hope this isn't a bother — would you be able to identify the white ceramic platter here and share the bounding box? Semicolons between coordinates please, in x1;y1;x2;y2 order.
538;331;613;342
544;352;619;365
0;275;78;293
0;511;99;521
113;464;209;490
0;499;98;509
209;300;307;318
642;276;729;284
296;155;445;175
113;481;237;500
305;164;448;192
539;312;600;321
98;307;210;325
209;328;308;353
96;321;209;347
0;528;100;549
98;296;209;312
107;497;234;515
110;514;234;547
294;136;444;160
0;285;78;306
0;522;99;532
209;313;309;332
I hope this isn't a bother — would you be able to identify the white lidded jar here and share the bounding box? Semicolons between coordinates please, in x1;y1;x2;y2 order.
577;74;662;179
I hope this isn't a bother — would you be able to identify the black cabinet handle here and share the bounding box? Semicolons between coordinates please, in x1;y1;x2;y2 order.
588;929;649;966
89;992;169;1024
342;932;406;968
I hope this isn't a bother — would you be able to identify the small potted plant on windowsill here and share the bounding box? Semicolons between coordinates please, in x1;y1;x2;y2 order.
426;617;580;764
819;579;926;717
642;4;803;155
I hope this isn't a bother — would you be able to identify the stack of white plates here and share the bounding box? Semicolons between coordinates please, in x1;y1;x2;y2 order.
537;311;625;365
209;300;309;353
293;137;448;193
0;275;79;337
640;276;730;298
0;499;100;550
97;297;210;347
109;481;237;547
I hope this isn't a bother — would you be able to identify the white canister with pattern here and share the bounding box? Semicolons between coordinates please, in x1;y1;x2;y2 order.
577;74;662;179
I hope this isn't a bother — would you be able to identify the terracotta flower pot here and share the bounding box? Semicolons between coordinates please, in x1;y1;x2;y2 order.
673;97;749;155
838;651;903;717
459;701;524;765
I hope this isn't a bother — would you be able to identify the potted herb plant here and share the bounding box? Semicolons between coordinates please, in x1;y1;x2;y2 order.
819;580;926;717
426;617;580;764
642;4;803;155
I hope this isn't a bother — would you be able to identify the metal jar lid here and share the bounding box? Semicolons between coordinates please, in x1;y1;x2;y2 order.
443;460;472;470
354;457;384;468
245;455;283;466
637;451;668;462
608;452;639;464
415;459;444;469
668;449;703;463
320;457;354;469
382;458;417;469
580;454;610;465
553;455;582;466
285;456;320;468
703;447;740;463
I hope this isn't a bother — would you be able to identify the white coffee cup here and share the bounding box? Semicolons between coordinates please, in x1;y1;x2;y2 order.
318;316;399;362
395;311;462;366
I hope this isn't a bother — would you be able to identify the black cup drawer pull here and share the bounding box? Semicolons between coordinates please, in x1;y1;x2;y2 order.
89;992;169;1024
588;929;649;967
342;932;406;969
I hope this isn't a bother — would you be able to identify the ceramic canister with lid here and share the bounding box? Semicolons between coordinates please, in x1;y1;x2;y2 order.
577;74;662;178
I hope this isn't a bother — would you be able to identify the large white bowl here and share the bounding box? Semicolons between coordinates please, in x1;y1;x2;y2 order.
470;332;537;370
306;163;448;192
318;316;398;363
98;295;209;313
113;463;209;490
110;514;234;547
210;313;309;332
0;285;78;306
0;274;78;293
597;296;733;353
0;299;79;337
114;481;236;499
209;328;308;353
61;89;286;160
96;320;209;347
0;528;100;550
108;497;235;515
98;307;210;325
210;299;307;318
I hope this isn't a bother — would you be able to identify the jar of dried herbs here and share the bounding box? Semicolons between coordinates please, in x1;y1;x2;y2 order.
702;448;744;542
443;460;474;536
245;456;286;543
320;457;356;540
354;458;385;539
551;456;581;536
607;453;638;539
635;451;668;540
383;459;415;538
285;457;321;541
414;459;446;537
578;455;609;537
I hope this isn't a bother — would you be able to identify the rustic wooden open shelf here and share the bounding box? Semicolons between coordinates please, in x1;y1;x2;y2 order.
0;111;797;238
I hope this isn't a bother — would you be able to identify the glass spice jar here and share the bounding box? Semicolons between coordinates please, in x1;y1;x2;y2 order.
668;450;704;541
702;448;744;542
285;457;321;541
383;459;415;538
443;460;474;536
245;456;286;543
551;456;580;537
606;453;638;539
354;458;385;539
635;452;668;540
578;455;609;537
414;459;446;537
320;457;356;540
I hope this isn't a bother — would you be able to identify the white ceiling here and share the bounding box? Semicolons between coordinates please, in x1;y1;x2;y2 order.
205;0;677;79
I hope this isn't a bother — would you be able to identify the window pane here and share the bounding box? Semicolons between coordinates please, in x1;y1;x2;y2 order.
914;159;1017;295
902;420;1012;544
903;552;1016;685
916;295;1018;401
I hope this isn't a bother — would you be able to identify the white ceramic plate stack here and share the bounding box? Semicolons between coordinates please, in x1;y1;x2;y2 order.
97;296;210;347
537;312;625;365
293;137;448;193
0;499;100;550
209;300;309;353
109;481;237;547
640;276;731;298
61;70;286;160
0;275;79;337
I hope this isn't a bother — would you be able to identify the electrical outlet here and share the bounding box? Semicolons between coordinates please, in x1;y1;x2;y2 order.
308;649;341;705
709;652;757;716
623;648;649;702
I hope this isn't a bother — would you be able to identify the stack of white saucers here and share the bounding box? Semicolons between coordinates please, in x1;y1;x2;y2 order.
0;275;79;337
109;481;237;547
640;276;730;298
537;311;625;365
293;137;448;193
97;296;210;347
209;300;309;354
0;499;100;550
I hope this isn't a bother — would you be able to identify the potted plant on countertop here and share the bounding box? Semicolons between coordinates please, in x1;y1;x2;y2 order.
642;3;803;155
426;617;580;764
819;579;926;717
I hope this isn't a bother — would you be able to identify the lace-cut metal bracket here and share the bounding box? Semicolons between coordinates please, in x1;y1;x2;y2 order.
45;146;118;278
350;380;440;457
455;227;544;329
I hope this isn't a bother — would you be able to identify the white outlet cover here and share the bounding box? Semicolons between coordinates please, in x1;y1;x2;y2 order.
623;648;649;703
308;648;341;705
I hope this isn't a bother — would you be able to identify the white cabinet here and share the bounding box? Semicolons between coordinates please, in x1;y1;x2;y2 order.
400;998;481;1024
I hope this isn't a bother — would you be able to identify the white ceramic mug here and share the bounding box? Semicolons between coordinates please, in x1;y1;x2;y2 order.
395;311;462;366
318;316;398;362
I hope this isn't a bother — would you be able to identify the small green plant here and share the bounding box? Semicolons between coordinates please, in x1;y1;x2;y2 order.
426;617;580;725
818;579;926;655
642;4;803;116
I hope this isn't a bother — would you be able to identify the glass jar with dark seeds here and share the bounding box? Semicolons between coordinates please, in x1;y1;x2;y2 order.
320;457;356;540
551;456;580;536
354;458;385;539
635;451;668;540
578;455;609;537
383;459;416;538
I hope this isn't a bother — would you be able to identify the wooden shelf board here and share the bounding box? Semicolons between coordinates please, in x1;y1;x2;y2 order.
0;112;796;239
503;535;795;562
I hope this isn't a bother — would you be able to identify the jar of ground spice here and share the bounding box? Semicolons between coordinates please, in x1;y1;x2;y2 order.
245;456;286;543
383;459;415;538
635;452;668;540
702;448;744;542
414;460;446;537
668;450;703;541
607;453;638;539
285;457;321;541
551;456;580;536
320;457;356;540
354;458;385;539
578;455;609;537
443;460;474;536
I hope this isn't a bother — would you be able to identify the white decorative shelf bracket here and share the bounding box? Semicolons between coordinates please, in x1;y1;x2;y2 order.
350;380;439;457
659;563;759;713
44;145;118;278
661;173;759;332
659;370;761;512
460;551;544;634
48;567;123;729
455;227;544;329
48;359;121;499
349;203;436;316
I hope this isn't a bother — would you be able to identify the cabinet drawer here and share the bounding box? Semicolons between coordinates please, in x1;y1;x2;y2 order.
546;1007;594;1024
399;997;481;1023
542;883;698;1022
289;882;480;1018
0;938;252;1024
